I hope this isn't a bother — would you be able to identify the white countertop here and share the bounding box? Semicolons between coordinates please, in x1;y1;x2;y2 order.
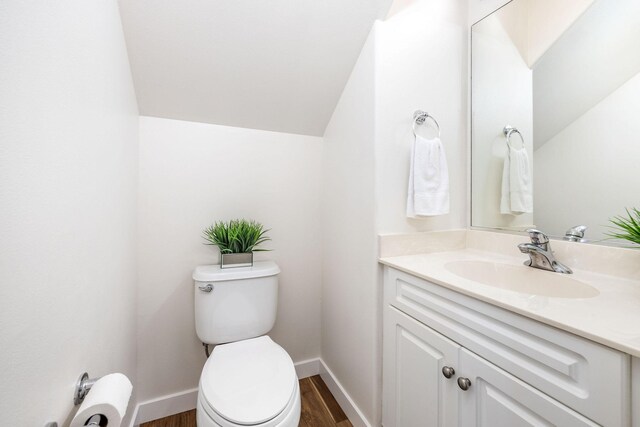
380;248;640;358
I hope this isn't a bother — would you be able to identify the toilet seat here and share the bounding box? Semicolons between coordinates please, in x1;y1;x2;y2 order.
198;336;299;426
197;381;300;427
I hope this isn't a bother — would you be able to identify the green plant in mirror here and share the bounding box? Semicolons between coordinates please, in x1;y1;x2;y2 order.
607;208;640;246
203;219;271;253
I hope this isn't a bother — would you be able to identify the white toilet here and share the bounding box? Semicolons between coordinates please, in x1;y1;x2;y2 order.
193;261;301;427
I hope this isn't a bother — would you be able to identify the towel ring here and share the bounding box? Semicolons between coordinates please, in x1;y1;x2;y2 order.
503;125;524;150
413;110;441;138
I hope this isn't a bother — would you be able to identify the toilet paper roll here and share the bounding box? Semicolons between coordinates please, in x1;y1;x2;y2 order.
70;373;133;427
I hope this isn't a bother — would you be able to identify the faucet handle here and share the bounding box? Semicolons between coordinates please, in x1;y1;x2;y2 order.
565;225;587;240
526;228;549;245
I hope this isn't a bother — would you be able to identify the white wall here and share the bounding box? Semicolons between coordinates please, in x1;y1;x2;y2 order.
497;0;594;68
137;117;323;402
533;0;640;148
469;0;510;25
495;0;529;68
0;2;139;426
525;0;594;67
471;11;534;230
321;1;468;424
375;0;468;234
321;30;379;425
534;72;640;241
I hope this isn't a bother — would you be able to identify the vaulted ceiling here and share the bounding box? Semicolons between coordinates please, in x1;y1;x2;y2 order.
533;0;640;148
118;0;392;136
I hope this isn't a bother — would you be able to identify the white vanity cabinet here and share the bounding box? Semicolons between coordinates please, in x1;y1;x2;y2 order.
382;266;632;427
458;348;598;427
383;306;460;427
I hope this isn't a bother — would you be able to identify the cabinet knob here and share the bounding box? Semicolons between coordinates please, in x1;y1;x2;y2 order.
442;366;455;379
457;377;472;391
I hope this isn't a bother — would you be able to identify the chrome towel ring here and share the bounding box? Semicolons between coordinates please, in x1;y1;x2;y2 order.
413;110;441;138
503;125;525;150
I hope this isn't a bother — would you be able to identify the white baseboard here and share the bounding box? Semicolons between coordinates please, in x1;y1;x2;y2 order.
319;360;372;427
294;357;321;379
131;387;199;427
130;358;323;426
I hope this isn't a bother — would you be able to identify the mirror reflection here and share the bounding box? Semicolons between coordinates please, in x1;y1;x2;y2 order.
471;0;640;245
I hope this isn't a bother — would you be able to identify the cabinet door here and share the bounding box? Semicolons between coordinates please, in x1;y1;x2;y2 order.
633;357;640;427
458;348;599;427
383;306;460;427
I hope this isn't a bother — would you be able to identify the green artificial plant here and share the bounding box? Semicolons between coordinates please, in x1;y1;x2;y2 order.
203;219;271;253
607;208;640;246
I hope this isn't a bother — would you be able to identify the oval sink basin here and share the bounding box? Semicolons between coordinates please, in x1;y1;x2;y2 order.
445;260;599;299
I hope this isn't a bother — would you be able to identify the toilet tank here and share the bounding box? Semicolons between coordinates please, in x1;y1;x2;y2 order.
193;261;280;345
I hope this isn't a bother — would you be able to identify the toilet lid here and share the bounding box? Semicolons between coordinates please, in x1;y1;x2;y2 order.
200;336;297;425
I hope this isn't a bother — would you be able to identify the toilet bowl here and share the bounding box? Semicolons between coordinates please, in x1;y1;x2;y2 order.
193;262;299;427
196;336;300;427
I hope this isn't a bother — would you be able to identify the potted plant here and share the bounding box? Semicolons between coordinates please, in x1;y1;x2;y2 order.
607;208;640;247
203;219;271;268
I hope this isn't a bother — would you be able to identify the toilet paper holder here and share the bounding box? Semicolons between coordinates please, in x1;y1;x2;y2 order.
43;372;121;427
74;372;100;405
44;377;103;427
45;415;103;427
83;415;104;426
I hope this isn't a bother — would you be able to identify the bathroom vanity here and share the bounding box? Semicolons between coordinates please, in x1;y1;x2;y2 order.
432;0;640;423
379;231;640;427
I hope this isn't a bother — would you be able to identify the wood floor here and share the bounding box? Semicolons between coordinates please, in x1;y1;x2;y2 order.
299;375;351;427
141;375;352;427
141;409;196;427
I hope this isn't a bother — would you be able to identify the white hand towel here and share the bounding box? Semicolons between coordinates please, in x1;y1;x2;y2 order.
500;145;533;215
407;135;450;217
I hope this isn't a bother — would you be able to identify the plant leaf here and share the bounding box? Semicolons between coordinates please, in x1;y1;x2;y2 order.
202;219;272;253
606;208;640;246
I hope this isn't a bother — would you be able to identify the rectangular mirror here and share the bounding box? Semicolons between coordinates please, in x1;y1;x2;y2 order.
471;0;640;245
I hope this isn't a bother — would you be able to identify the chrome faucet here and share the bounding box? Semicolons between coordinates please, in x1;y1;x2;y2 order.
518;229;572;274
564;225;587;242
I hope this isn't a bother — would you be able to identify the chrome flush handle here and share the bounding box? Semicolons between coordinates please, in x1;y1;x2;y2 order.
199;284;214;293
